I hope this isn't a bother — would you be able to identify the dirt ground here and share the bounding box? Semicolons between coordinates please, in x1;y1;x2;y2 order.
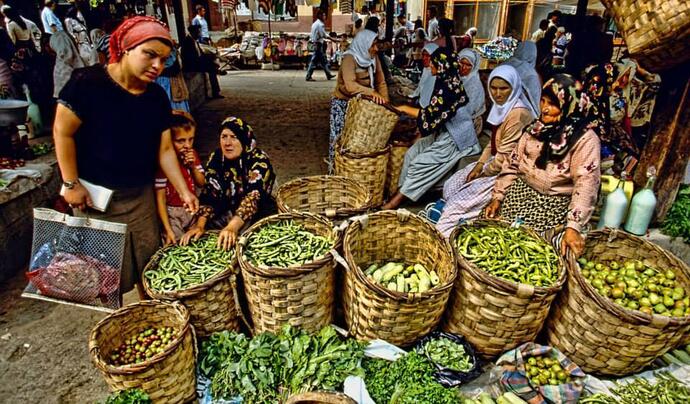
0;69;335;404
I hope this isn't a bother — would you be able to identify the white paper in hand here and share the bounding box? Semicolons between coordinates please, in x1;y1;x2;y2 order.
60;178;113;212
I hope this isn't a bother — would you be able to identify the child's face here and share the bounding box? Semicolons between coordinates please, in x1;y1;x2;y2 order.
172;127;195;155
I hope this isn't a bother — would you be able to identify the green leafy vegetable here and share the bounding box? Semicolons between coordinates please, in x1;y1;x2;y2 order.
103;389;151;404
662;186;690;244
421;337;473;372
580;371;690;403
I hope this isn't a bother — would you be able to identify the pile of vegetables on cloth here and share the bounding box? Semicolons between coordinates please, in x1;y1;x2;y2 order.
524;355;573;386
108;327;176;366
580;372;690;403
103;388;151;404
363;262;440;293
243;220;333;268
578;258;690;317
144;233;234;292
199;325;363;403
456;226;560;287
662;185;690;244
421;337;474;372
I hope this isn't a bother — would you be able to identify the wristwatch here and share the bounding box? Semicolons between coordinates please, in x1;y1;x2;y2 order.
63;179;79;189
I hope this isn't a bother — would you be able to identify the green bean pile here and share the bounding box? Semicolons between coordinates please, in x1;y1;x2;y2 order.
456;226;559;287
244;220;333;268
580;372;690;404
144;234;234;292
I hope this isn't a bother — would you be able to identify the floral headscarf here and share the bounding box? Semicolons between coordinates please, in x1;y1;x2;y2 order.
199;117;275;224
529;74;605;169
417;48;469;137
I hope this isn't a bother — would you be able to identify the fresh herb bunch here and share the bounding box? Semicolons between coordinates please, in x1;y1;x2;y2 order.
662;186;690;243
103;389;151;404
363;351;461;404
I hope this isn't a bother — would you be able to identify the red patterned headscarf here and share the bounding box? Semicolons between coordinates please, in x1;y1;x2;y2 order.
109;16;172;64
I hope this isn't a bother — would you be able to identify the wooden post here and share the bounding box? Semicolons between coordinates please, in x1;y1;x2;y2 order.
634;63;690;222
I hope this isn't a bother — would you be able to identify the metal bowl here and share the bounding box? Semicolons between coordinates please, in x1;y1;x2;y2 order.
0;100;29;126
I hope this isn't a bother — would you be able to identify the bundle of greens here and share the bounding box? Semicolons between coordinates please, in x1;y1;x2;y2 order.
103;389;151;404
363;351;462;404
201;325;364;403
662;186;690;244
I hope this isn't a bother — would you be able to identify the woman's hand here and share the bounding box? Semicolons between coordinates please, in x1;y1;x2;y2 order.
180;225;204;246
484;199;501;219
64;183;93;211
163;229;177;246
561;227;585;258
466;164;484;183
180;190;199;214
370;91;386;105
217;226;238;251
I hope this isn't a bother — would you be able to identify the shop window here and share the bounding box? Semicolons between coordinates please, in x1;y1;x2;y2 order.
452;1;500;40
505;1;528;38
453;3;476;35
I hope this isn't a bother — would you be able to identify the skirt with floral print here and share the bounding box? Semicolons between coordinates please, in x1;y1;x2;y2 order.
329;97;349;173
498;177;571;233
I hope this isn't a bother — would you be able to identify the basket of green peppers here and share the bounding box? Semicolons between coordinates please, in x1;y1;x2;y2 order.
142;231;240;337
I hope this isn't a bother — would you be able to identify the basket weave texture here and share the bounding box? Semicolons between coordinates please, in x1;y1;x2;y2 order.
339;96;399;153
601;0;690;69
334;142;389;207
89;301;196;403
444;220;566;359
385;141;411;197
237;212;339;334
276;175;372;220
342;210;457;346
142;232;240;337
545;229;690;375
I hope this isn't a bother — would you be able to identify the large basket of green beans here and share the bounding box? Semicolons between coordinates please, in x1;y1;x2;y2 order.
237;212;340;334
445;220;566;359
142;231;240;338
545;228;690;376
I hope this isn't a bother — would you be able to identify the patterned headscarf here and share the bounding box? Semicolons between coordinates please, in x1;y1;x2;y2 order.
529;74;605;169
417;48;469;137
109;16;172;64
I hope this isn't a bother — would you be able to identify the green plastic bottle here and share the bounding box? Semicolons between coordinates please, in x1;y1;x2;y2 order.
625;167;657;236
598;171;629;230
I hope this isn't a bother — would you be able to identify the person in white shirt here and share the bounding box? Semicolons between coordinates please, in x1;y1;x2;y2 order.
3;5;42;52
306;9;334;81
531;19;549;42
548;10;562;28
427;5;439;41
192;5;211;44
41;0;63;36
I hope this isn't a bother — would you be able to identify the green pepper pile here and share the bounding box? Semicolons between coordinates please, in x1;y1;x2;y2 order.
579;258;690;317
456;226;560;287
580;372;690;404
525;355;572;386
244;220;333;268
144;233;233;292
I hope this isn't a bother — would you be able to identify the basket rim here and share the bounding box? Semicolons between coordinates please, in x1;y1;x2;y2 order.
450;219;567;296
337;141;391;159
275;175;374;218
568;228;690;327
88;300;191;375
237;212;340;277
141;231;237;299
343;209;458;301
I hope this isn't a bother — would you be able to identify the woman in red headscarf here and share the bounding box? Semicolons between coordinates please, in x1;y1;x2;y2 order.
53;17;199;294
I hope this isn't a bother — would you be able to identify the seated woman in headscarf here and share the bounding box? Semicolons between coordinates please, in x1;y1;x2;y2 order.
181;117;276;250
454;27;477;51
408;42;438;107
436;65;536;237
485;74;603;257
382;48;483;210
329;29;388;172
457;48;487;135
504;40;541;118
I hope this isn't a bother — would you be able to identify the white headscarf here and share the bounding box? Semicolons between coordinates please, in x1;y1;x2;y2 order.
416;42;438;107
486;65;530;125
505;41;540;118
457;48;485;118
343;30;378;87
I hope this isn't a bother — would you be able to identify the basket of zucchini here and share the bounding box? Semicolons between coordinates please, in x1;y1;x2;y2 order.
142;231;240;337
342;209;457;346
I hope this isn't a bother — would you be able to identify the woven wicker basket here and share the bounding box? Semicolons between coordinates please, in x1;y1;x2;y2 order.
601;0;690;70
385;141;411;198
237;212;339;334
444;220;567;359
285;391;357;404
342;210;457;346
339;96;399;154
89;301;196;403
334;142;390;207
545;229;690;375
276;175;372;220
141;232;241;338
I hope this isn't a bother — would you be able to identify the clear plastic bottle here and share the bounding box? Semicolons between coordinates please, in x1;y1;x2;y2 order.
625;167;658;236
598;171;630;230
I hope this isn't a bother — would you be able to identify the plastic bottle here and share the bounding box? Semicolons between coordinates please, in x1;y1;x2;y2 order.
23;85;42;138
625;167;657;236
598;171;630;230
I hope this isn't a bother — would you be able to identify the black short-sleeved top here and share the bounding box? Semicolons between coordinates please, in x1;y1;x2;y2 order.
58;66;172;189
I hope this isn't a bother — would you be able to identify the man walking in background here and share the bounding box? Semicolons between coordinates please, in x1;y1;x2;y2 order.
305;9;334;82
192;5;211;44
41;0;63;38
